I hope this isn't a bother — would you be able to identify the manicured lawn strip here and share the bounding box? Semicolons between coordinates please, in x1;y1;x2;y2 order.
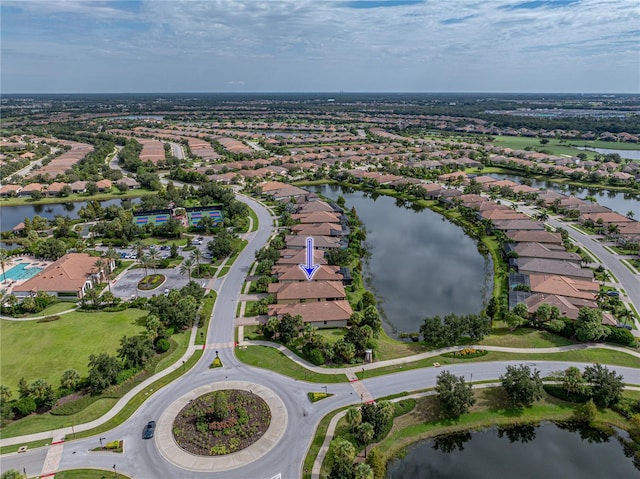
0;398;119;439
53;469;131;479
22;302;77;318
244;300;259;317
153;332;190;373
0;309;147;392
0;437;60;455
302;406;350;479
235;346;349;383
111;260;134;277
248;205;259;232
141;237;188;246
218;266;231;276
479;328;575;348
356;349;640;380
195;291;217;345
69;350;203;441
225;239;248;268
0;189;157;207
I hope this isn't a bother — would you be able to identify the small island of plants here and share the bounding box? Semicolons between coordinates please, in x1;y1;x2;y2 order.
172;389;271;456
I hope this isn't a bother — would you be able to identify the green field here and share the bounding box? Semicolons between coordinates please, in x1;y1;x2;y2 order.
0;309;147;392
0;189;157;207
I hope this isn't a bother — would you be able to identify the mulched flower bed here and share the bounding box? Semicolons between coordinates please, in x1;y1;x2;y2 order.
137;274;165;290
172;389;271;456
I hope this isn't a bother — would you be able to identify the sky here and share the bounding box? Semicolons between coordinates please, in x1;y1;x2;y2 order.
1;0;638;94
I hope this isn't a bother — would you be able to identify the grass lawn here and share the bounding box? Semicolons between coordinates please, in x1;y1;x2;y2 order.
141;237;188;246
235;345;349;383
195;291;217;345
0;189;157;207
244;300;260;317
54;470;131;479
23;302;77;318
248;205;259;232
0;309;147;392
479;328;575;348
356;348;640;380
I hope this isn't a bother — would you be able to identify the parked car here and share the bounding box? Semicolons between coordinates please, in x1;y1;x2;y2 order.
143;420;156;439
606;290;620;297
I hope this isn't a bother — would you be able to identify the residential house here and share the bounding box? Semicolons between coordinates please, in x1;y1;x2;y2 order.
268;300;353;328
268;281;347;304
12;253;114;300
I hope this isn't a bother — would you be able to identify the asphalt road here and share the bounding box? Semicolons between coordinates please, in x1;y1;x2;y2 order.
3;194;639;478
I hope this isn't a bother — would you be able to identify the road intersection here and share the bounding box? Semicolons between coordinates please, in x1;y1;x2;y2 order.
1;194;639;479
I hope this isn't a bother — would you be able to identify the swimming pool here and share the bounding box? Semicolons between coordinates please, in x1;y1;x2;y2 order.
3;263;43;281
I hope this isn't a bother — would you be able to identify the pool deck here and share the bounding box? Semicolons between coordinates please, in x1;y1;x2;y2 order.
1;256;52;295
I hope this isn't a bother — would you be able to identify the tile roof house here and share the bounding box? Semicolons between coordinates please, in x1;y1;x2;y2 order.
492;219;546;232
277;249;327;265
528;274;598;301
268;281;347;304
12;253;113;299
285;235;342;250
291;211;342;224
511;242;581;263
271;264;344;283
18;183;44;197
515;258;594;280
506;231;563;245
268;300;353;328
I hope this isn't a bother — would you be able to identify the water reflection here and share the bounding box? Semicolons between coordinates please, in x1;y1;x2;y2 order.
309;185;492;335
387;422;638;478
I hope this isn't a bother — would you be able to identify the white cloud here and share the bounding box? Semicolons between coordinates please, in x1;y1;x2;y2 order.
1;0;638;92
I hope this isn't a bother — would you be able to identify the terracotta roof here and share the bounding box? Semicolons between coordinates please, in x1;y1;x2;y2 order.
268;300;353;323
513;242;581;262
12;253;103;295
291;211;341;224
285;235;341;249
272;264;342;282
528;274;598;300
506;231;563;244
517;258;593;280
523;293;580;320
268;281;346;301
277;249;327;265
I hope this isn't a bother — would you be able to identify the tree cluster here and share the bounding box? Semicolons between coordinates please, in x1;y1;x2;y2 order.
420;313;491;347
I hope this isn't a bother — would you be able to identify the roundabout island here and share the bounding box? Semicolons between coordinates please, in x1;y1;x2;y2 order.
155;381;287;472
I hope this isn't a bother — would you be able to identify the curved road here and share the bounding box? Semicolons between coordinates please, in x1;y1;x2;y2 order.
2;195;639;478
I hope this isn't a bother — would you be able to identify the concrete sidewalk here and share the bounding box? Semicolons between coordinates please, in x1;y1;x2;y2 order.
245;339;640;377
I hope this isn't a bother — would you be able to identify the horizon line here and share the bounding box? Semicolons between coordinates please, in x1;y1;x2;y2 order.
2;91;639;96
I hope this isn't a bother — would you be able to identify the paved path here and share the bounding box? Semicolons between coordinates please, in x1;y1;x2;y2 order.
246;339;640;376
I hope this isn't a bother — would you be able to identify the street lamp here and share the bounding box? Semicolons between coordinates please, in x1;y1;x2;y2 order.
99;437;106;448
113;464;117;478
322;386;327;394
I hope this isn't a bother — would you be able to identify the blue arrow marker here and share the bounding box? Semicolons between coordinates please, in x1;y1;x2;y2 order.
299;237;320;281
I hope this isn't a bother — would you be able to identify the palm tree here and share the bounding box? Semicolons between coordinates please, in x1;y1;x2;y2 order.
626;210;635;219
133;239;145;261
93;258;105;283
536;212;549;222
140;255;152;279
0;249;8;284
191;249;202;276
148;246;159;275
346;406;362;432
180;257;195;282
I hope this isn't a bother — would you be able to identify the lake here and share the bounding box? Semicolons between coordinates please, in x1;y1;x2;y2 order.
309;184;492;335
487;173;640;215
576;147;640;161
387;422;638;478
0;198;139;231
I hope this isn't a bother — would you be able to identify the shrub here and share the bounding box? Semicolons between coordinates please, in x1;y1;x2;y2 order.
605;326;637;347
13;397;36;416
309;348;325;366
155;338;170;353
116;368;139;384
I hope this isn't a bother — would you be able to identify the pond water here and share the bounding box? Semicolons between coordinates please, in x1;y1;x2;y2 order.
576;147;640;161
309;184;492;335
387;422;638;478
0;198;140;232
487;173;640;215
